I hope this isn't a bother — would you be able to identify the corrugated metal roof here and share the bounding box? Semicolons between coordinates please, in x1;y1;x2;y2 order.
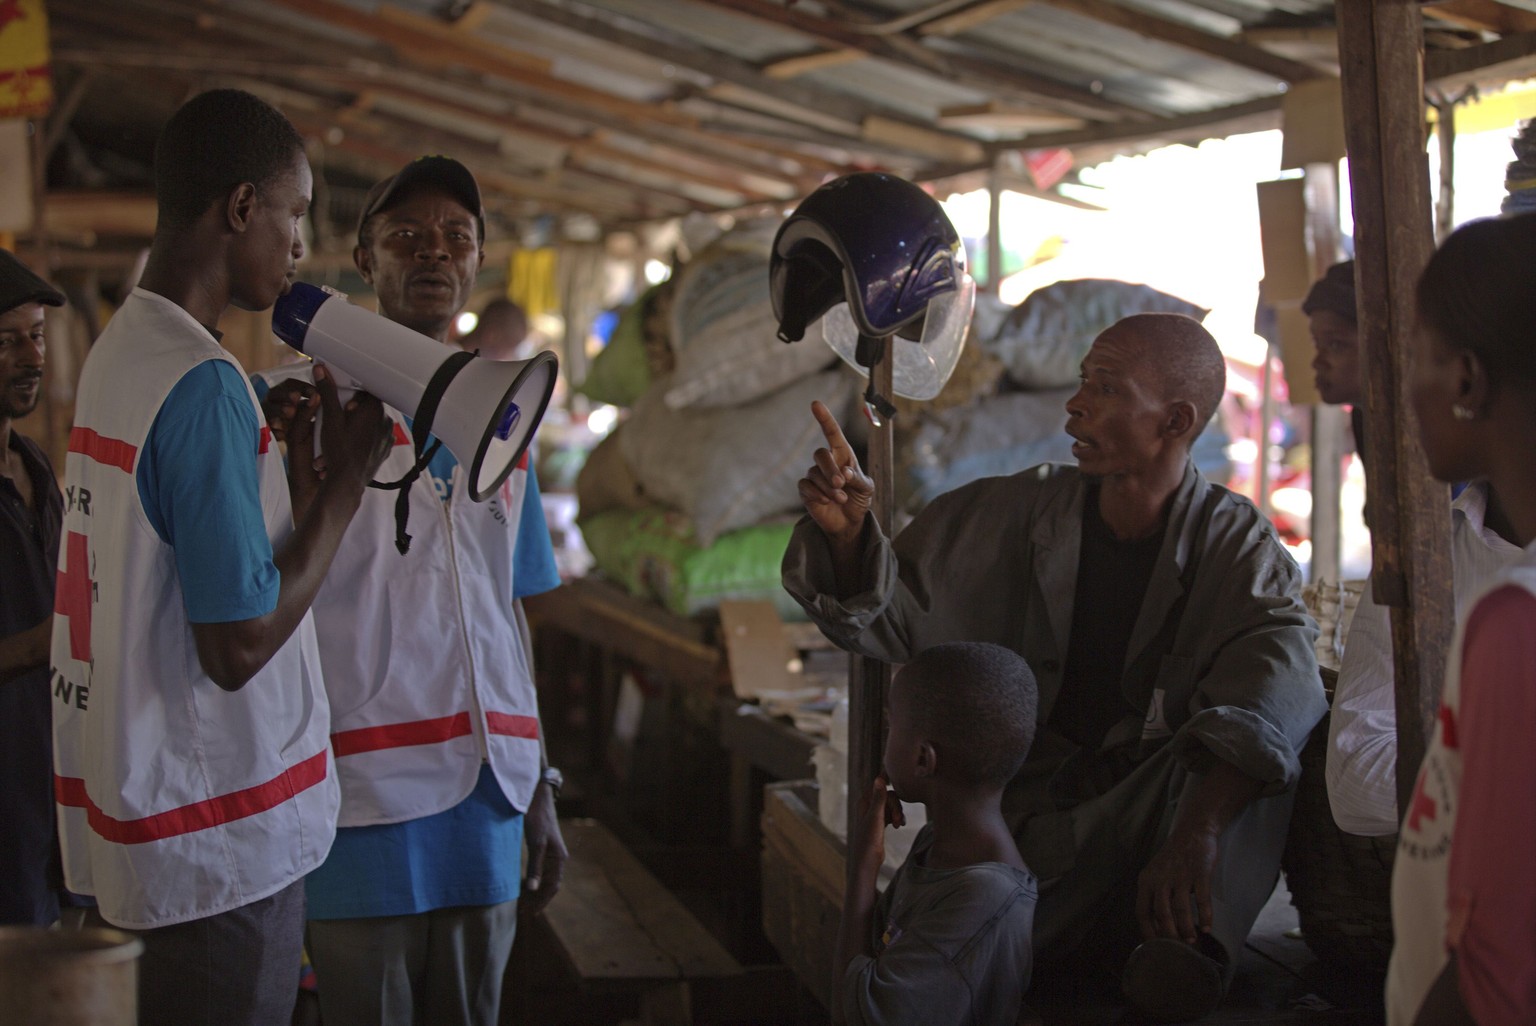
32;0;1536;262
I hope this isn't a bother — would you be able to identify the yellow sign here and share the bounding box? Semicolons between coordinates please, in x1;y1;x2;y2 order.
0;0;53;119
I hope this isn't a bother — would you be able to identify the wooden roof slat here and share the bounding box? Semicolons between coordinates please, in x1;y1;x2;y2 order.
1422;0;1536;34
1424;28;1536;91
762;48;869;77
986;93;1283;154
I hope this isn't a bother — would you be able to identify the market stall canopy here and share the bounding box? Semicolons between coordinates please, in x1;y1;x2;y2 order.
30;0;1536;262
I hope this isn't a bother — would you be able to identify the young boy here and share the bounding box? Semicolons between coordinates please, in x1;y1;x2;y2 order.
836;641;1039;1025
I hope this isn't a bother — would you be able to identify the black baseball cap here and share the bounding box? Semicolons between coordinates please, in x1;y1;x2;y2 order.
356;155;485;246
0;249;65;315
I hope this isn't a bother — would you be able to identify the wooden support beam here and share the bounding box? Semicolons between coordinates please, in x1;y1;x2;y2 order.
43;191;158;238
1335;0;1454;818
1035;0;1324;83
987;94;1282;156
938;101;1083;133
1425;29;1536;92
1422;0;1536;34
861;115;986;164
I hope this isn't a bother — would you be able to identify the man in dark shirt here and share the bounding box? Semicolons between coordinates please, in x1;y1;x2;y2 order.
0;249;67;925
786;313;1323;1022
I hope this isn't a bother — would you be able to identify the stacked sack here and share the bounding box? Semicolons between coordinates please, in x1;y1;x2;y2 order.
1502;119;1536;216
577;223;857;620
897;278;1232;512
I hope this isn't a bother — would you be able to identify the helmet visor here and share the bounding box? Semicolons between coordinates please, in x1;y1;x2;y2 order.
820;270;975;400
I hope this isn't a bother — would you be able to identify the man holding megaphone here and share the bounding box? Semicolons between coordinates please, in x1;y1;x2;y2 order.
256;155;566;1026
50;89;395;1026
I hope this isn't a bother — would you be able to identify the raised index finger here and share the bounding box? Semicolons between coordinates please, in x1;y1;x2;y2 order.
811;400;854;463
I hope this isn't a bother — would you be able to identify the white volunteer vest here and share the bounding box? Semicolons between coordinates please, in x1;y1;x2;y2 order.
1385;557;1536;1024
51;289;337;930
254;362;542;827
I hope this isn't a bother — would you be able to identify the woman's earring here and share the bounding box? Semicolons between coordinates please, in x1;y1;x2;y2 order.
1452;403;1475;421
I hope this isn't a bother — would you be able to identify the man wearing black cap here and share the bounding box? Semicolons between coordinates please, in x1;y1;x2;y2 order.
257;156;566;1026
0;250;67;926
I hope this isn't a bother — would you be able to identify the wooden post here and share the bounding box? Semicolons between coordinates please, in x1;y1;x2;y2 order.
1304;163;1344;583
1335;0;1455;818
1430;91;1456;242
845;348;894;881
986;158;1004;294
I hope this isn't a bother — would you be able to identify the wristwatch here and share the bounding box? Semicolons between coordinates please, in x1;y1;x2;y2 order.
540;765;564;800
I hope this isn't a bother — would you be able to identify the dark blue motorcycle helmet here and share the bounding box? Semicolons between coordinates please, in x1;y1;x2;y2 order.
770;172;974;400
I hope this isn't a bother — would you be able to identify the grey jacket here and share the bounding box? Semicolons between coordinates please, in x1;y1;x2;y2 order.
783;462;1325;793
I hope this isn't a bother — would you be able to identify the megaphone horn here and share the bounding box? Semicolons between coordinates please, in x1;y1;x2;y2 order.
272;282;558;504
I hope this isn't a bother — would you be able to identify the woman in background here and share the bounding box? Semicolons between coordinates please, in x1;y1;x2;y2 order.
1386;211;1536;1026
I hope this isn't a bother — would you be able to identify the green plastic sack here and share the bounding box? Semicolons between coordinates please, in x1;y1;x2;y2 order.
578;290;653;407
579;506;806;621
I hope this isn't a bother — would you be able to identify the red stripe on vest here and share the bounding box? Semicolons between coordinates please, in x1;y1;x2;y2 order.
516;451;529;471
331;712;473;757
54;750;329;845
68;427;137;473
392;422;411;447
486;712;540;740
259;425;272;455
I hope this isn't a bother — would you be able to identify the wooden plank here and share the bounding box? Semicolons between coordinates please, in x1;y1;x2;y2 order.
1425;29;1536;92
989;94;1282;155
861;115;986;164
42;191;157;238
1422;0;1536;33
1335;0;1454;817
762;783;845;905
526;578;725;689
762;48;868;78
542;819;742;983
938;101;1083;133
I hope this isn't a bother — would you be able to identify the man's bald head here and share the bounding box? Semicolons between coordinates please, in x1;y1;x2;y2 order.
1100;313;1226;440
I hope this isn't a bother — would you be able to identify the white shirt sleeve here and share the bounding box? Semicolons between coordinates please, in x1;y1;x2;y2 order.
1325;578;1401;836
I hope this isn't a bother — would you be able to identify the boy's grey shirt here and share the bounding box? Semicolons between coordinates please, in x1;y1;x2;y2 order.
844;823;1037;1026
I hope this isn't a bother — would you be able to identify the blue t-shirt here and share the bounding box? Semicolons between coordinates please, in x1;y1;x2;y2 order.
139;361;278;623
302;420;561;919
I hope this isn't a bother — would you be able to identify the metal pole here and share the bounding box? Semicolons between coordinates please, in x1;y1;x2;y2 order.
845;342;894;882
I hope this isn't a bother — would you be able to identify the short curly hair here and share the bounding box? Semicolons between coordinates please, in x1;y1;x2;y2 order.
154;89;305;231
900;642;1038;789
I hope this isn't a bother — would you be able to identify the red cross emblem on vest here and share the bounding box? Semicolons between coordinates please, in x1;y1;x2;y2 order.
54;531;93;663
1406;781;1438;833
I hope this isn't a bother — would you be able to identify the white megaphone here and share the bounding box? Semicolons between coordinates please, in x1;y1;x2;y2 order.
272;282;558;503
